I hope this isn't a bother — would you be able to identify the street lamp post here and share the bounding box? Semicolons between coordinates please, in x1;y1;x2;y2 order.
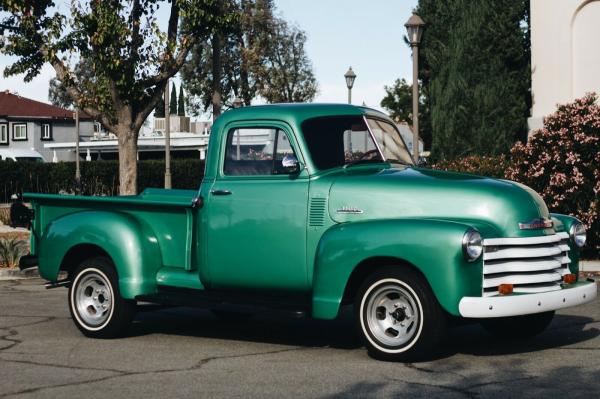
405;13;425;163
344;67;357;153
74;109;81;193
164;79;172;189
344;67;356;104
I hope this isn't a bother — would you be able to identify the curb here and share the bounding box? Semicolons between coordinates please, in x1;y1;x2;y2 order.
0;268;39;280
580;260;600;273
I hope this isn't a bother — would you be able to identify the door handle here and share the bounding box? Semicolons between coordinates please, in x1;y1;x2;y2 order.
211;189;232;196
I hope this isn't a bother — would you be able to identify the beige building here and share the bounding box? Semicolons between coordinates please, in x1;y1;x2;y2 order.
529;0;600;130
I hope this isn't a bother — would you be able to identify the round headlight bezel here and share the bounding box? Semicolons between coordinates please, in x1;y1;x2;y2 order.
569;222;586;248
462;228;483;262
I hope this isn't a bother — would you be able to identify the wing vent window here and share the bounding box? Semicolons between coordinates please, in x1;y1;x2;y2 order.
309;197;327;227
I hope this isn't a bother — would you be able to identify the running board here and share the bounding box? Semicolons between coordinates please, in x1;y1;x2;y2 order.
137;286;310;318
45;279;70;289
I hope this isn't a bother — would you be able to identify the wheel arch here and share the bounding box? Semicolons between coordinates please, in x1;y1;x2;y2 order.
311;218;484;320
60;244;112;279
38;210;163;299
341;256;430;305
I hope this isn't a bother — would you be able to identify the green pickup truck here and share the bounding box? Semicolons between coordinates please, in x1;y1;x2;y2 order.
14;104;596;361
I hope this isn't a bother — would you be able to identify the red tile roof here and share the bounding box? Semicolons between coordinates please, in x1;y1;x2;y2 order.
0;91;92;120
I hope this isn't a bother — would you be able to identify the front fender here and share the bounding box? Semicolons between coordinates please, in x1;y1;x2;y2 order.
38;211;162;299
311;219;484;319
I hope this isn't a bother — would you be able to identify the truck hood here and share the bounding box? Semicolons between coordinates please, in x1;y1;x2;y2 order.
327;166;553;238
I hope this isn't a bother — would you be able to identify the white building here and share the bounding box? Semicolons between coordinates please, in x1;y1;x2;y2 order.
529;0;600;130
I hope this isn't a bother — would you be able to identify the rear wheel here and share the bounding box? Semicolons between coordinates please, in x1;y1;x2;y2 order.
68;257;136;338
355;266;446;361
480;311;555;339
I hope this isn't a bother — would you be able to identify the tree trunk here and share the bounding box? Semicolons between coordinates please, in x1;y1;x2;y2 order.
117;125;139;195
212;32;222;120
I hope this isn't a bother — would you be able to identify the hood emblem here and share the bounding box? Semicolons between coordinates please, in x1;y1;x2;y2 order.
336;206;363;214
518;218;553;230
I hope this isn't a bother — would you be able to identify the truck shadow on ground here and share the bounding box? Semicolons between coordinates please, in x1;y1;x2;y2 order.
128;305;599;359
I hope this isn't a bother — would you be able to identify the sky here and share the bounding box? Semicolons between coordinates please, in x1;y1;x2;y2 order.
0;0;418;116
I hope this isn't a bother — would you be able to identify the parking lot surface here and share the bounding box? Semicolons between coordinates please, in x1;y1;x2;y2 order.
1;278;599;398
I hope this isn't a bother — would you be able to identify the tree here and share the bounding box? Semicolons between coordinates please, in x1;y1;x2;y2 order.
1;0;230;194
260;21;318;103
416;0;531;160
380;78;431;149
181;0;317;115
178;85;186;116
169;82;178;115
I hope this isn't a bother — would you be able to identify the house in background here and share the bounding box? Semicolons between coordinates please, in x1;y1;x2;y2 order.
0;91;95;162
529;0;600;132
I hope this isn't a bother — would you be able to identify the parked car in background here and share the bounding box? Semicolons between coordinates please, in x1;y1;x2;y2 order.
0;149;45;162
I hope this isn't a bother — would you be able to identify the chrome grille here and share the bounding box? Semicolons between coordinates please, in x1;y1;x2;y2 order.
482;232;571;297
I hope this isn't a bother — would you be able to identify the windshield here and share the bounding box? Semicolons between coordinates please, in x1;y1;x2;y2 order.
300;116;413;171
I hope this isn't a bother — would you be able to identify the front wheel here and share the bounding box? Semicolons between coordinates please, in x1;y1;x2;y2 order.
68;257;136;338
355;267;446;361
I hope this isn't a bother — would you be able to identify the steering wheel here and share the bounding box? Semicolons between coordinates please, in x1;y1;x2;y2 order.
357;149;380;161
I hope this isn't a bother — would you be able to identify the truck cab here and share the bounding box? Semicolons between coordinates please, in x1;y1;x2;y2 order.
16;104;596;361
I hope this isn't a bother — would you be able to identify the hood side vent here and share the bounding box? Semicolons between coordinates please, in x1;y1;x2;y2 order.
309;197;327;227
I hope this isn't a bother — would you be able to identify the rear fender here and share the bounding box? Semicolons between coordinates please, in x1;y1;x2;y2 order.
38;211;162;299
311;219;483;319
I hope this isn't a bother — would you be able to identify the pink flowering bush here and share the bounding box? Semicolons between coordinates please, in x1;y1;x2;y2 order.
507;93;600;255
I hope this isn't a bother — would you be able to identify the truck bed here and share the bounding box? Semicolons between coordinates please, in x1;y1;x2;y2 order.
25;188;199;277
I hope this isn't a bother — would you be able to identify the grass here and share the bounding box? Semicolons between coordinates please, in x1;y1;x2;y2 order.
0;237;27;268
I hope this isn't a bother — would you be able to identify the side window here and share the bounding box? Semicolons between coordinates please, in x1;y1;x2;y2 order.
224;127;297;176
0;123;8;144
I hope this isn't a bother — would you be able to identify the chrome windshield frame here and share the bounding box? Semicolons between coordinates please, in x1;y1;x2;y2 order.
362;116;414;166
362;115;387;162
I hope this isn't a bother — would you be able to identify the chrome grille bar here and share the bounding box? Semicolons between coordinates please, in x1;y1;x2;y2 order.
482;232;571;297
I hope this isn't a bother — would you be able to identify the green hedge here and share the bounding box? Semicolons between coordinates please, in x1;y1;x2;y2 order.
0;160;205;202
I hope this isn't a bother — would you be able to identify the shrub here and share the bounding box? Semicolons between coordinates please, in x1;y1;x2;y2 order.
506;93;600;255
0;159;205;202
433;154;508;179
0;237;27;268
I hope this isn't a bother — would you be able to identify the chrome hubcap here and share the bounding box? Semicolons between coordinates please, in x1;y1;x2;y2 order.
365;283;420;347
75;272;113;327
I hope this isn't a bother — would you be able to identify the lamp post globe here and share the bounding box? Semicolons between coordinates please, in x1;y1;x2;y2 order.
344;66;356;104
405;13;425;46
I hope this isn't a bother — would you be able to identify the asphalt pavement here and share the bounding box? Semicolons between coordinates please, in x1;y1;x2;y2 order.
1;278;599;398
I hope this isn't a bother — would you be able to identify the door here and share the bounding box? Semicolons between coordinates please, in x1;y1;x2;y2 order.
206;123;309;291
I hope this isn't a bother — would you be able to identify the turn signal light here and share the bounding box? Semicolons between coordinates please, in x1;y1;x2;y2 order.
563;274;577;284
498;284;513;295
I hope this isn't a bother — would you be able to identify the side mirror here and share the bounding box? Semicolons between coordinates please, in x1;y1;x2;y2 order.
281;154;301;174
10;196;33;229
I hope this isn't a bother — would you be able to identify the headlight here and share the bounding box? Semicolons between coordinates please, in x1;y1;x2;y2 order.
462;229;482;262
570;222;586;248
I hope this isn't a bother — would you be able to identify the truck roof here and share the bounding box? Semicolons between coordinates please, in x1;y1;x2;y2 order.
214;103;390;127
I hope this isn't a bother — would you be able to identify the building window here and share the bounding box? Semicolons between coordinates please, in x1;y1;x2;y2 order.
13;124;27;141
0;123;7;145
41;123;52;140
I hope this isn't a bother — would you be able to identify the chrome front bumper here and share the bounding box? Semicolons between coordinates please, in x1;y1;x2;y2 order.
458;280;597;318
